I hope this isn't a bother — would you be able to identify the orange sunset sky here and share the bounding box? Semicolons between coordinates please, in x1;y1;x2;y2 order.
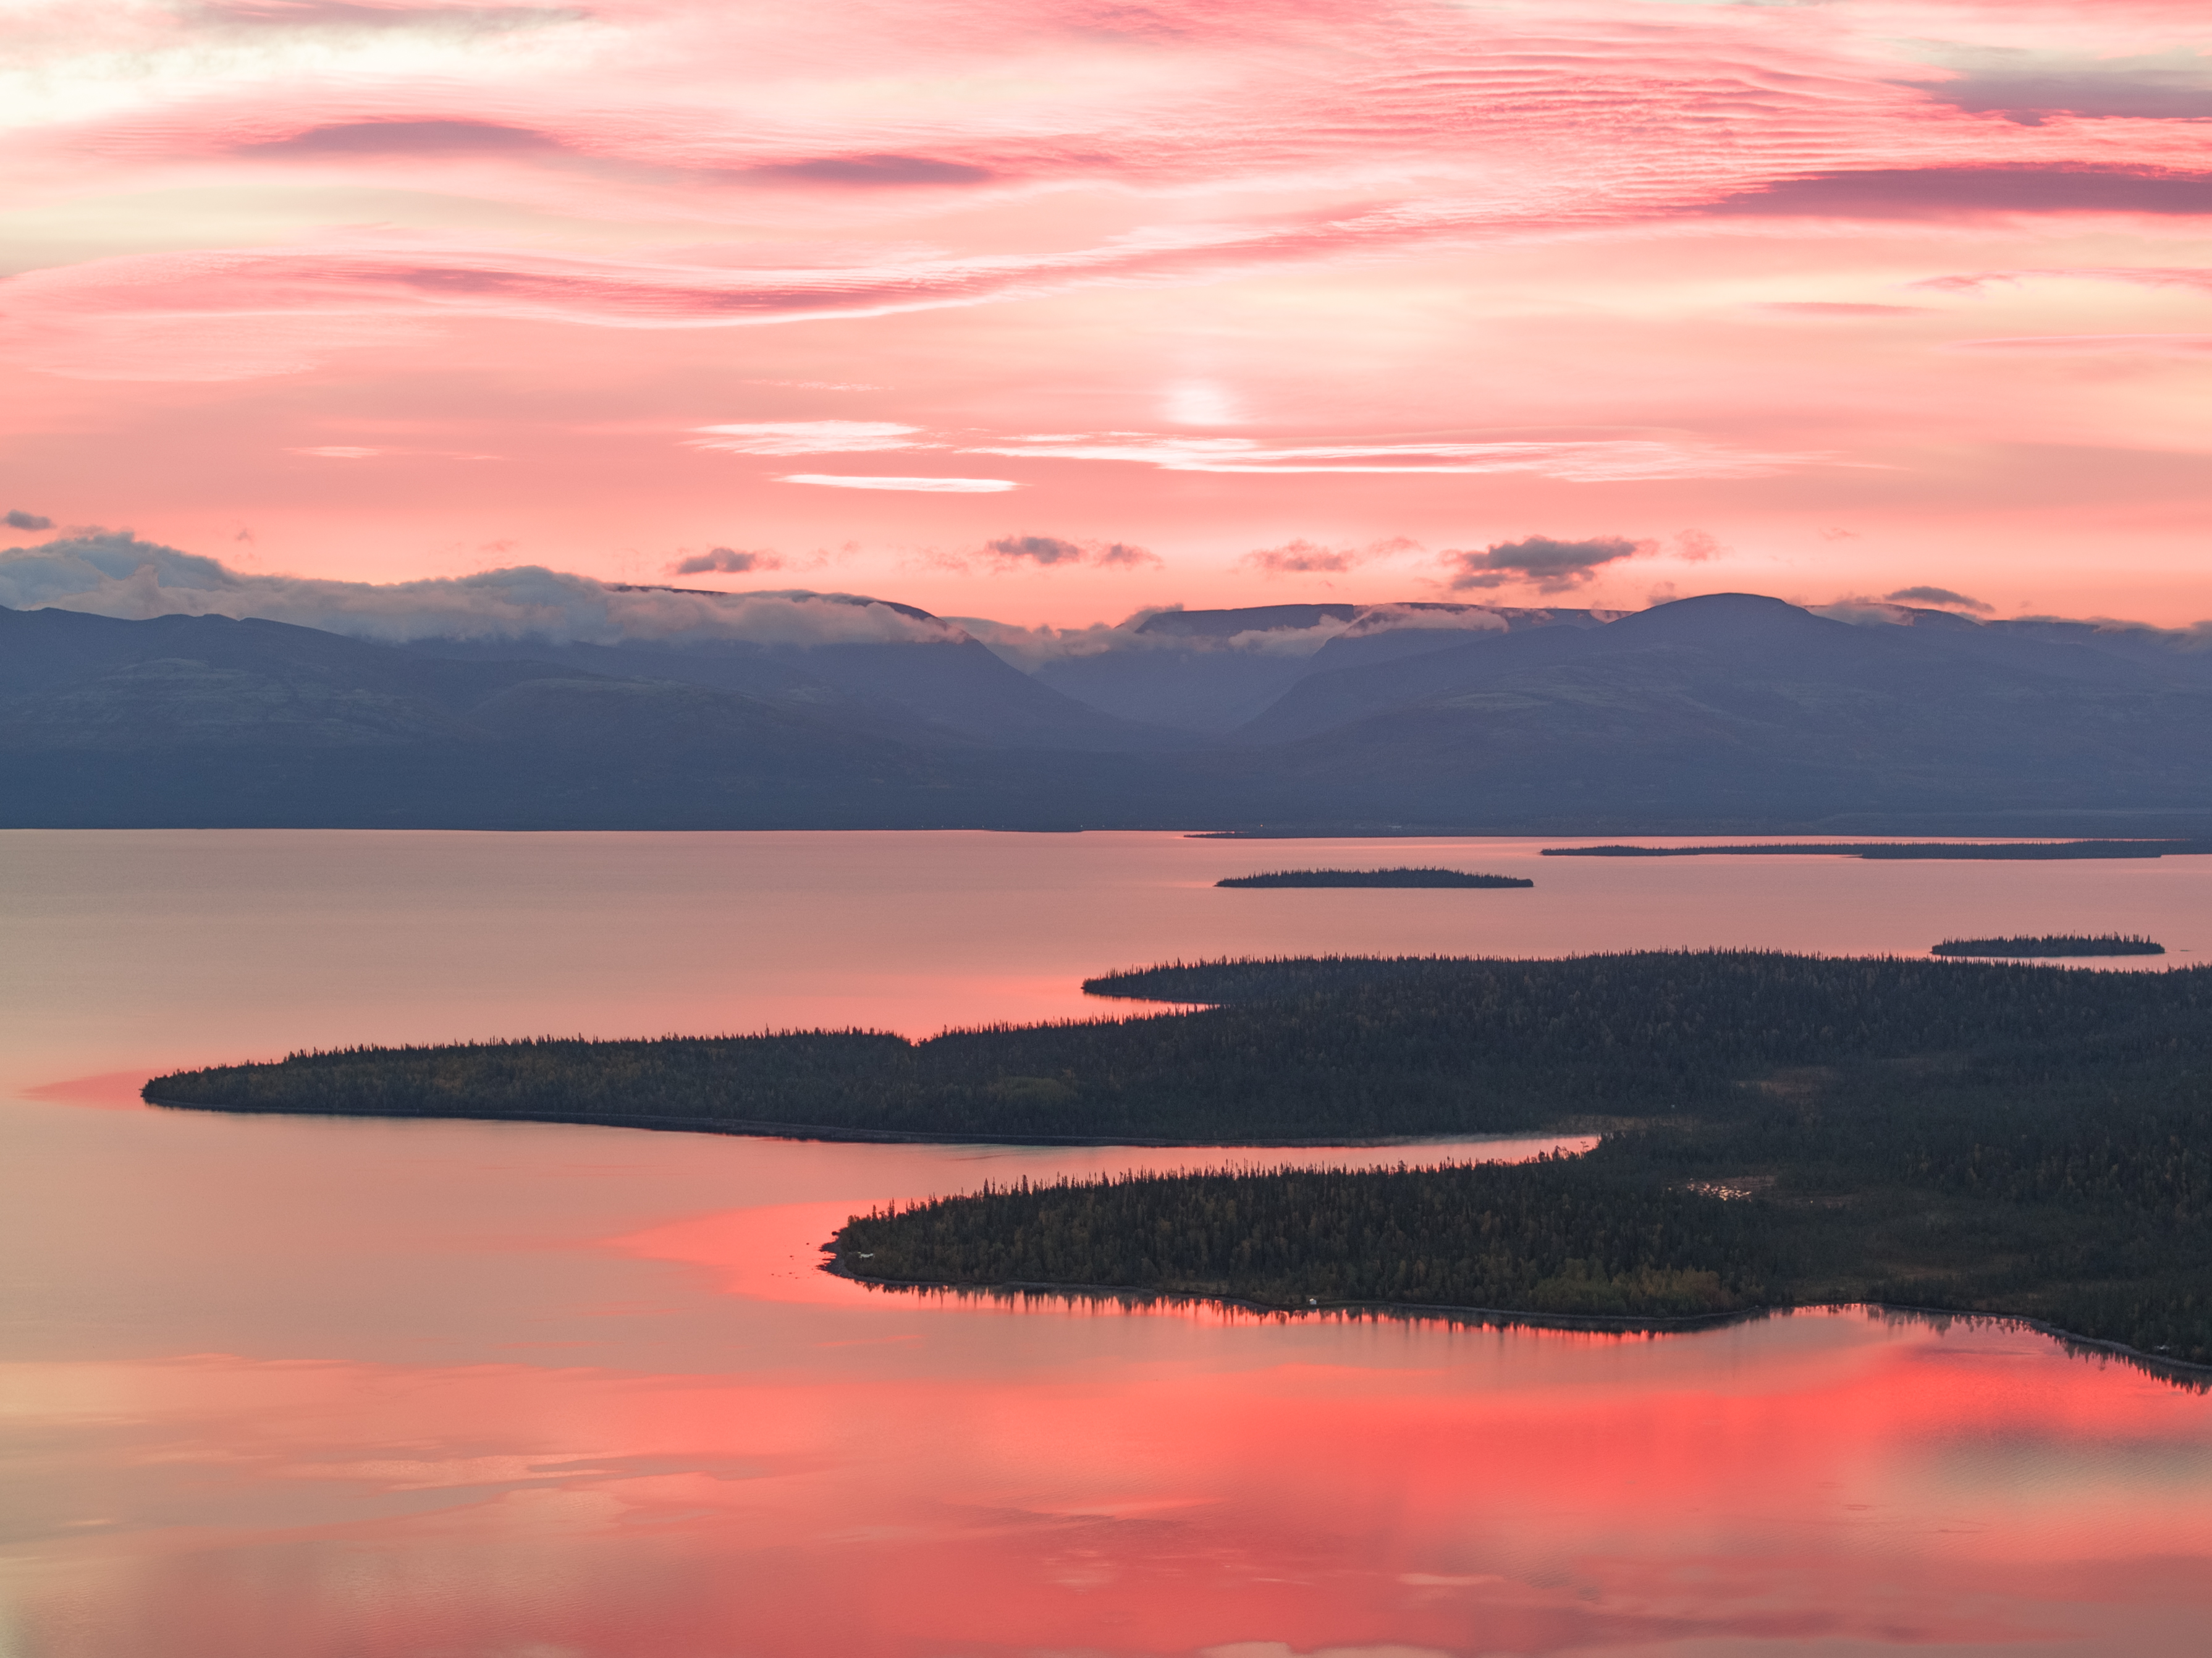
4;0;2210;628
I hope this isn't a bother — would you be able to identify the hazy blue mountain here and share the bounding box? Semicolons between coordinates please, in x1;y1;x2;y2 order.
0;606;572;746
407;630;1183;751
0;604;1074;827
1204;594;2212;826
1031;602;1595;732
6;592;2212;831
1136;604;1360;637
1293;608;1603;678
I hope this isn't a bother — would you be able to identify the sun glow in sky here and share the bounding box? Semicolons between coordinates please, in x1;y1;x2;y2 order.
4;0;2211;625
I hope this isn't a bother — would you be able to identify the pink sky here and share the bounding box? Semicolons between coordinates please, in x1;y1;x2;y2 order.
4;0;2210;627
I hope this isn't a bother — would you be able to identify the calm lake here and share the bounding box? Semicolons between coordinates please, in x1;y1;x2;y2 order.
3;830;2210;1656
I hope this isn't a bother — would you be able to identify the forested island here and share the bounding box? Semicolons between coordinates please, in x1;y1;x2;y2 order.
1216;868;1532;888
1933;935;2166;958
1542;840;2210;860
148;951;2212;1367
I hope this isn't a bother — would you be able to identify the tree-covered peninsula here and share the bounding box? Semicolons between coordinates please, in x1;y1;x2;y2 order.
837;955;2212;1363
149;952;2212;1364
149;951;2205;1143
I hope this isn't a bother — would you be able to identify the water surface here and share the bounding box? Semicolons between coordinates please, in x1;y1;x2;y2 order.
3;831;2208;1656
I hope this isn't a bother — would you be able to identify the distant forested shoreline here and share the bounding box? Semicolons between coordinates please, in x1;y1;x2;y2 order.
1931;934;2164;958
1215;868;1532;888
1542;840;2210;860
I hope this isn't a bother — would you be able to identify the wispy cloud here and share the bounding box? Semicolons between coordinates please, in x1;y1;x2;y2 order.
4;510;54;531
1241;536;1420;575
966;434;1819;481
1244;539;1358;575
1912;267;2212;298
1943;334;2212;355
14;0;2212;623
1747;302;1936;318
779;475;1016;493
689;421;926;455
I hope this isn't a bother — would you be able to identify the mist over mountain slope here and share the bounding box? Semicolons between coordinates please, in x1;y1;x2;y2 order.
404;633;1181;752
4;556;2211;829
1197;594;2212;827
1018;603;1603;732
0;605;1037;827
0;535;1181;753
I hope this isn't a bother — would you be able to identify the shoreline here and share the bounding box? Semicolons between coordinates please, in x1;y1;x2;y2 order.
141;1094;2208;1386
819;1251;2212;1382
141;1096;1583;1151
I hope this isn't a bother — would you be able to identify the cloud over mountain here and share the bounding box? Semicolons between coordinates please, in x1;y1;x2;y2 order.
983;535;1158;569
1886;586;1992;613
0;535;957;646
672;547;782;575
1445;535;1650;594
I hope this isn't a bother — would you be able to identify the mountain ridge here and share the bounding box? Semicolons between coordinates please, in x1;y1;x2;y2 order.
4;591;2210;831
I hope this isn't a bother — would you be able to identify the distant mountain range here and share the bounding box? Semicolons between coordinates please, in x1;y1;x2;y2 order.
6;590;2212;832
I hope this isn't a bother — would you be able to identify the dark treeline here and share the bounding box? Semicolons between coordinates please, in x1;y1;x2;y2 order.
1215;868;1533;889
1931;934;2164;957
837;1146;2212;1366
153;952;2212;1148
841;954;2212;1360
839;1159;1773;1318
1542;841;2208;860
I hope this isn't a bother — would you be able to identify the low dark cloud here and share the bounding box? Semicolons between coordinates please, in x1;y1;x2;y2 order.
672;546;779;575
988;534;1084;565
743;154;993;187
1910;51;2212;125
5;510;54;531
1886;586;1992;613
984;534;1156;568
1707;166;2212;219
1244;539;1356;575
1445;534;1647;593
239;119;565;156
1241;536;1420;576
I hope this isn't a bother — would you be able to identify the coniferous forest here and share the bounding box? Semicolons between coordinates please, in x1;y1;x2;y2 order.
1930;934;2164;957
149;952;2212;1364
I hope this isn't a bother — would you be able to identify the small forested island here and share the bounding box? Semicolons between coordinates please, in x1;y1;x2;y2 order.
1216;868;1533;889
1933;934;2166;958
150;951;2212;1367
1543;840;2208;860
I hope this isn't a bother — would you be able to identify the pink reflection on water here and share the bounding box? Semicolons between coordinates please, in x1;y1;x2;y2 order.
5;834;2211;1656
7;1314;2210;1657
22;1071;154;1112
614;1138;1595;1308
